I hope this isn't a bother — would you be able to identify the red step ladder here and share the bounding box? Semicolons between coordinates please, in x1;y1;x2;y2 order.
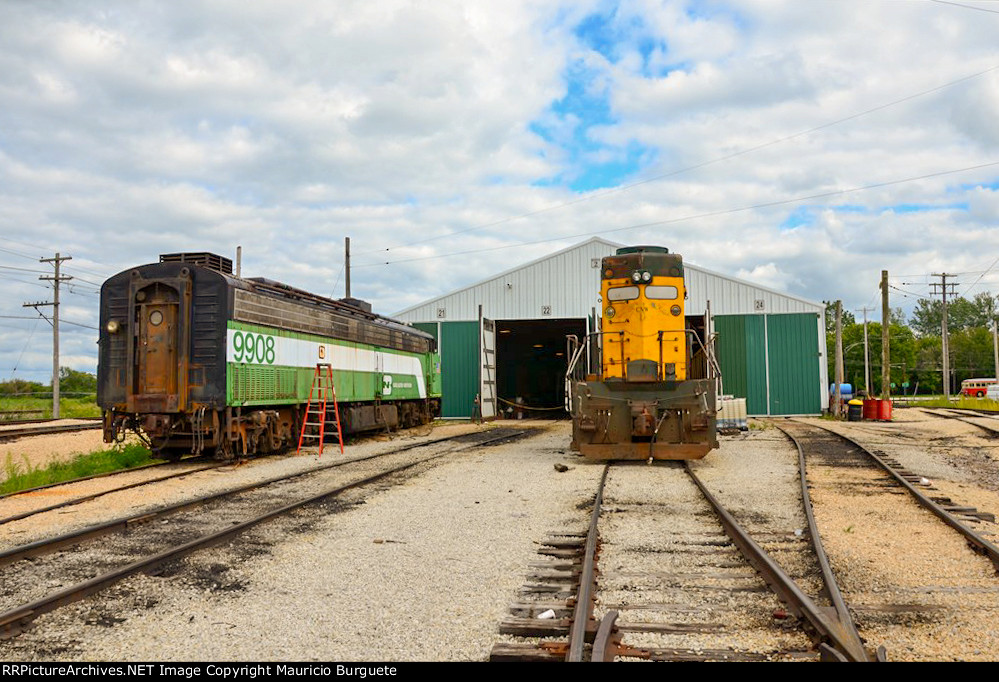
297;363;344;455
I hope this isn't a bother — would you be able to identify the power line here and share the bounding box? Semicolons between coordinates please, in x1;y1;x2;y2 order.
355;159;999;268
0;264;47;274
930;0;999;14
0;245;42;261
961;254;999;296
889;284;933;300
352;61;999;258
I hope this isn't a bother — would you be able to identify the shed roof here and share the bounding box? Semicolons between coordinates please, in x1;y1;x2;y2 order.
393;237;824;322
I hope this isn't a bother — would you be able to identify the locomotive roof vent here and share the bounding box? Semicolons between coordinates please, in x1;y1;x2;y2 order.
339;297;373;313
160;252;233;274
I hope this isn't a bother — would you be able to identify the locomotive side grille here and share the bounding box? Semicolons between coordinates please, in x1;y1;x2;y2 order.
231;364;298;402
191;292;220;361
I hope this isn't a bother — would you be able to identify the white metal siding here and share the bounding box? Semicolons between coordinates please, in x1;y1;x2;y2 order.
394;237;829;414
394;237;825;322
394;238;618;322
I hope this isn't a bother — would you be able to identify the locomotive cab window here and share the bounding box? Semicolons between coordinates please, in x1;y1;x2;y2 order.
607;286;640;302
645;285;679;300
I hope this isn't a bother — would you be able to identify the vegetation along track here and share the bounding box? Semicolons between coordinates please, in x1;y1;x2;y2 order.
0;427;528;639
914;406;999;438
493;457;873;662
0;458;225;525
775;419;999;661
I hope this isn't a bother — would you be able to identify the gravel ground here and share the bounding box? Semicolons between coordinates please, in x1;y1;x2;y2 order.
0;420;600;662
792;414;999;662
3;414;999;662
0;423;484;550
691;424;823;598
593;429;815;659
0;421;118;477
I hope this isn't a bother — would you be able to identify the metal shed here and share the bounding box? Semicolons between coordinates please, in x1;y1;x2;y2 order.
394;238;828;418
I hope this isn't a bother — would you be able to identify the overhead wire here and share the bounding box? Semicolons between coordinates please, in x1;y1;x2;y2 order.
355;159;999;268
960;255;999;296
8;316;41;380
351;61;999;258
929;0;999;14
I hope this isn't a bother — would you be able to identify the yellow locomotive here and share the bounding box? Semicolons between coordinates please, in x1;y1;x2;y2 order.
566;246;718;459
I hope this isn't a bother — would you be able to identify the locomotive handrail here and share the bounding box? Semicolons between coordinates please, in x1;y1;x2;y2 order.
564;327;717;415
565;328;716;380
564;335;588;413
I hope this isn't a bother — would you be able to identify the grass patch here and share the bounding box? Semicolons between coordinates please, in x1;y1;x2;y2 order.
1;443;157;495
0;396;100;420
909;396;999;411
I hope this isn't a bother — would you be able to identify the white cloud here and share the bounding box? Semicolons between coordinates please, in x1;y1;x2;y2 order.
1;0;998;377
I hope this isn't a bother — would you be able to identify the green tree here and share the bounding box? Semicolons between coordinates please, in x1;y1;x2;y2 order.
827;320;917;396
0;378;47;396
823;301;855;335
59;367;97;396
912;336;942;394
910;293;998;336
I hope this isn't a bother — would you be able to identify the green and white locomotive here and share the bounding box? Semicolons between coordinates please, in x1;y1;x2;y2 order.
98;252;441;459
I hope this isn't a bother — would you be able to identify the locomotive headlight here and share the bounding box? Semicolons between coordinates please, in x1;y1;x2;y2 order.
670;305;682;316
604;305;616;318
641;271;652;283
106;320;121;334
631;271;642;283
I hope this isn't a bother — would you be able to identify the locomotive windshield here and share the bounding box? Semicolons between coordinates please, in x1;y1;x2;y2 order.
645;285;679;300
607;286;640;301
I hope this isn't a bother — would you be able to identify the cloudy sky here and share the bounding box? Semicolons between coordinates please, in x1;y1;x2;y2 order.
1;0;998;381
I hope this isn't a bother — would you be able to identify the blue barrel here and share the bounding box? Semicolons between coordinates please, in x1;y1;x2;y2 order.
829;383;853;397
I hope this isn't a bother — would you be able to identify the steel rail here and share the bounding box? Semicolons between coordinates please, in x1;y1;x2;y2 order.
0;463;223;526
0;429;522;568
772;423;877;661
0;428;526;639
572;460;869;662
794;419;999;572
919;407;999;437
0;423;101;442
683;462;871;662
0;454;215;501
0;428;476;510
567;463;610;662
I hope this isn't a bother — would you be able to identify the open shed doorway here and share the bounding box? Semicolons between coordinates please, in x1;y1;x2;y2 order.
495;318;587;419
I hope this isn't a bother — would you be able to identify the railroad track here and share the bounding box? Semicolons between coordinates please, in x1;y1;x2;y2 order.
0;420;102;442
0;427;528;639
915;407;999;437
0;459;225;525
492;455;876;662
0;453;218;503
0;429;487;524
774;419;999;661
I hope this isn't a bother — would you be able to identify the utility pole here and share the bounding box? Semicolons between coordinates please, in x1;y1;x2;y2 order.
858;306;876;396
931;273;958;398
834;300;843;417
993;318;999;382
880;271;890;400
23;253;72;419
345;237;351;299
